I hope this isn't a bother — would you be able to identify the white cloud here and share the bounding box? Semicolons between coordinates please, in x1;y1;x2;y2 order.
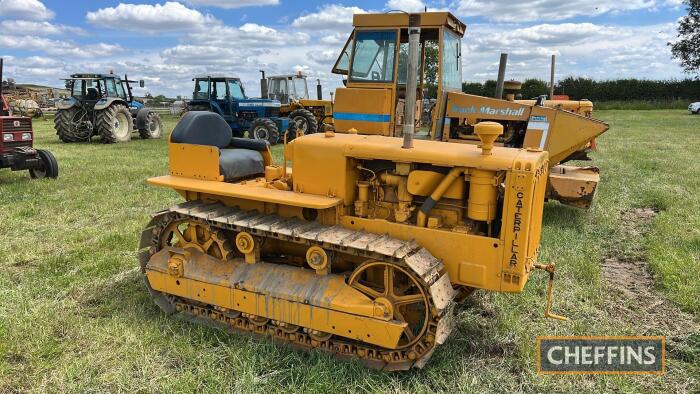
186;0;279;8
386;0;426;12
0;0;54;21
0;35;123;58
0;20;85;36
86;2;218;33
292;4;366;31
186;23;310;47
450;0;657;22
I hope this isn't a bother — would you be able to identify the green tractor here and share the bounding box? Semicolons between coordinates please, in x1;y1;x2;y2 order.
54;73;163;143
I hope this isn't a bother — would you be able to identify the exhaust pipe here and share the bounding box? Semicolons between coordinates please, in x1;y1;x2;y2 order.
494;53;507;99
259;70;268;99
316;79;322;100
402;14;421;149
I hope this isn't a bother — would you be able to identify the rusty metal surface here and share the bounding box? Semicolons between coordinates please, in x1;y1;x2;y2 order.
139;200;458;371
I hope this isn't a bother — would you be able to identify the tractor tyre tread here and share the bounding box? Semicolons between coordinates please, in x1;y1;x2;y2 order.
54;108;87;142
96;104;132;144
139;111;164;139
250;118;279;145
289;108;319;135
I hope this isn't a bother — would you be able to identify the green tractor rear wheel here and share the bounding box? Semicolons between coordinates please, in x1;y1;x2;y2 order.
96;104;132;143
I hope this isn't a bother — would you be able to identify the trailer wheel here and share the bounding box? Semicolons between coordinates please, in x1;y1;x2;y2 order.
29;149;59;179
139;111;164;139
97;103;132;143
289;108;318;134
250;118;279;145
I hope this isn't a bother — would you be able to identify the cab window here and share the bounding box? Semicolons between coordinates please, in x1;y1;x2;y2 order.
441;29;462;91
228;79;245;99
194;79;209;99
105;79;118;97
293;78;308;99
332;33;354;75
350;30;397;83
115;79;126;99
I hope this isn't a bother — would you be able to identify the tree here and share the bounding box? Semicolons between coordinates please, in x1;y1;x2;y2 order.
669;0;700;76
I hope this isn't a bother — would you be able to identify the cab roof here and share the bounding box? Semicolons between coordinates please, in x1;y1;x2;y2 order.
352;11;466;36
193;76;241;80
64;73;120;80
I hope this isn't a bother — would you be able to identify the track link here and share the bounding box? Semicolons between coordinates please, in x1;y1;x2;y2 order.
138;201;456;370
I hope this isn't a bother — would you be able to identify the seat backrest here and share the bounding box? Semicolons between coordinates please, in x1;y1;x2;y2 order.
171;111;230;148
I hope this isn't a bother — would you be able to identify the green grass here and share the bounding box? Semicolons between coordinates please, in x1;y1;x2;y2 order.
1;111;698;392
595;100;692;110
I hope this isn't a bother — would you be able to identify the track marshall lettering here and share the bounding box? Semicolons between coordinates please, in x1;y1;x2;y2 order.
509;191;524;267
537;336;665;374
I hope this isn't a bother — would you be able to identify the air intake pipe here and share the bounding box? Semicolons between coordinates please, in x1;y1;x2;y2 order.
402;14;421;149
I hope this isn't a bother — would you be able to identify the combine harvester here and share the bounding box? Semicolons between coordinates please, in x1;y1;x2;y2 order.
139;12;568;371
330;12;609;208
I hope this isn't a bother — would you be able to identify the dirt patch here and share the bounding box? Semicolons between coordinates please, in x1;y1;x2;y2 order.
600;207;699;345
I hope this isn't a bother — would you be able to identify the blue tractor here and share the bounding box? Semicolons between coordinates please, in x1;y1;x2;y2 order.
187;76;291;144
55;73;163;143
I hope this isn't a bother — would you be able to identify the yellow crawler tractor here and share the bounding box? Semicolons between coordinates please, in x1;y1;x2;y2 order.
331;12;609;208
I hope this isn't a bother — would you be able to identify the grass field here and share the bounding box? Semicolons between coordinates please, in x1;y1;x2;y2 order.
1;110;698;392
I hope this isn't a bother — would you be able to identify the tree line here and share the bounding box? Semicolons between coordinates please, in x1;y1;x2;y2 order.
460;77;700;101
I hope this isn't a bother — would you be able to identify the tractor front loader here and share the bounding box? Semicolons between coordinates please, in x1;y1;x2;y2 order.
329;12;609;209
54;73;163;143
139;14;565;371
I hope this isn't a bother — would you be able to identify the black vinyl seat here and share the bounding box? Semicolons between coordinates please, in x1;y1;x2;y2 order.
171;112;266;181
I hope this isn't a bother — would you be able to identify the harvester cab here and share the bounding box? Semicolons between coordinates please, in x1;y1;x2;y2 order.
260;71;333;135
0;58;58;179
54;73;163;143
187;76;291;145
331;12;609;209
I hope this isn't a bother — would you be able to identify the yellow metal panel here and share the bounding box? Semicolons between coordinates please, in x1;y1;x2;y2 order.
445;92;532;123
407;170;464;199
341;216;505;291
333;87;393;135
147;175;343;209
169;143;222;181
532;107;608;164
289;136;359;206
352;12;466;35
546;165;599;209
146;250;406;348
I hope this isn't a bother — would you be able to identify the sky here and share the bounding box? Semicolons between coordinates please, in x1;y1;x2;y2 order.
0;0;690;98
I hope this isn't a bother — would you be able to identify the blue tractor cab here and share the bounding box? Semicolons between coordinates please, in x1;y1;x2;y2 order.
187;76;292;144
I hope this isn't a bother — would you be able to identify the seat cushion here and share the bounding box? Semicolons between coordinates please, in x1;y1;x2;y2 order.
219;149;264;182
171;111;231;148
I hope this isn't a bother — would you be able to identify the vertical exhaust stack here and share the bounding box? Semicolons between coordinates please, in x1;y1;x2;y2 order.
549;55;556;99
316;79;322;100
402;14;421;150
494;53;508;99
259;70;268;99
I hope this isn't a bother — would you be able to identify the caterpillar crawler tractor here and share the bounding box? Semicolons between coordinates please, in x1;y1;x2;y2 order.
55;73;163;143
331;12;609;208
260;71;333;134
138;19;564;370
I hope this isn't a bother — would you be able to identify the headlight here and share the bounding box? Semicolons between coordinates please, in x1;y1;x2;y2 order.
3;133;13;142
21;132;32;141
